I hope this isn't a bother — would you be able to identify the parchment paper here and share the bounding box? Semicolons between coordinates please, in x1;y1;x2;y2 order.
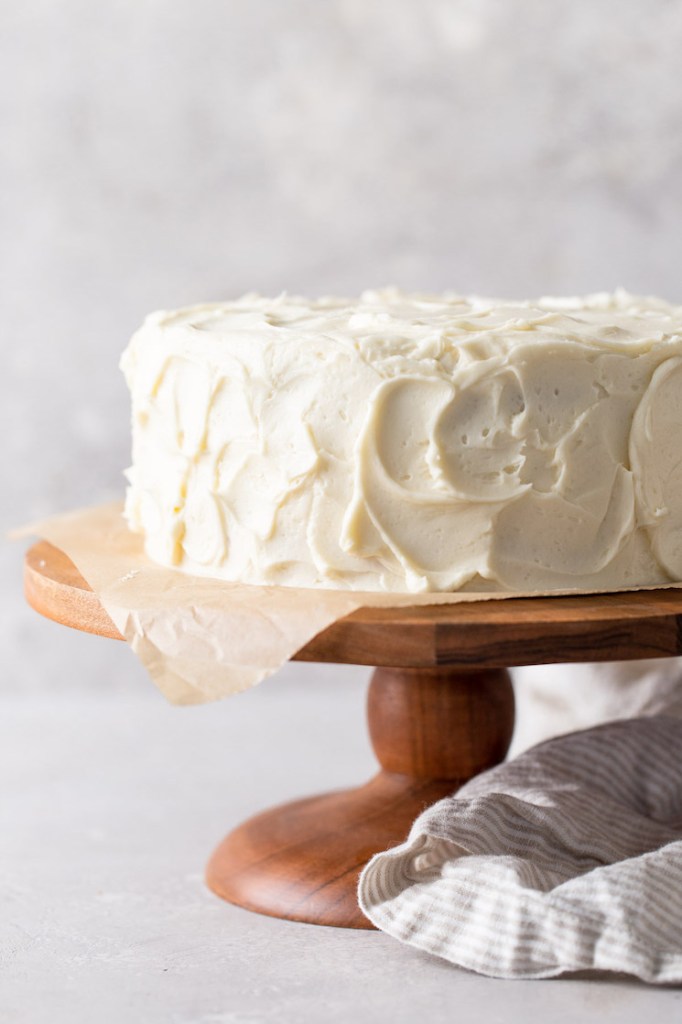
17;503;682;705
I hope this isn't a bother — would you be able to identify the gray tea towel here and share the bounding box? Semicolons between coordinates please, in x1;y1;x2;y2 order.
358;716;682;982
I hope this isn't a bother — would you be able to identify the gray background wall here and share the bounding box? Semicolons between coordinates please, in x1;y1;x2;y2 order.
4;0;682;698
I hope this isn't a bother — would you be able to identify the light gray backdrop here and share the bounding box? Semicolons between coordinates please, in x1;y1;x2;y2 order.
4;0;682;698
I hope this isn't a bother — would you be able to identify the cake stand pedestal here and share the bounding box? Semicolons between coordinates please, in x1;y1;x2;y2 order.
24;541;682;929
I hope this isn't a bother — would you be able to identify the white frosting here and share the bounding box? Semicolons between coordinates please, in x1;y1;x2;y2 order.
121;288;682;592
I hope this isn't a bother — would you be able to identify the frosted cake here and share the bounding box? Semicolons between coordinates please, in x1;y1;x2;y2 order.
121;289;682;593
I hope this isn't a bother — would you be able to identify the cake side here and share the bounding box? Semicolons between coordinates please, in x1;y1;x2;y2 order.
121;289;682;593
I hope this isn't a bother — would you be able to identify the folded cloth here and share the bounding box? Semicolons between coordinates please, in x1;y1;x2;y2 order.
358;716;682;982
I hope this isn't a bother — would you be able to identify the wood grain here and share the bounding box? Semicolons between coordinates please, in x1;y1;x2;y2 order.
206;665;515;928
25;540;682;667
24;541;121;640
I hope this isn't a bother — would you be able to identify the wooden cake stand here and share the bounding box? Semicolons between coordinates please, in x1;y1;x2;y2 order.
24;541;682;930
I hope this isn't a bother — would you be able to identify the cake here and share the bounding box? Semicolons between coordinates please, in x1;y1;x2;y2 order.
121;289;682;594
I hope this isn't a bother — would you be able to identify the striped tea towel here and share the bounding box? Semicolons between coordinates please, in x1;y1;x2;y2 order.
358;716;682;982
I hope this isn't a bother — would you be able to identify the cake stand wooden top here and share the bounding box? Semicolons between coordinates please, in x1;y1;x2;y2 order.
24;540;682;669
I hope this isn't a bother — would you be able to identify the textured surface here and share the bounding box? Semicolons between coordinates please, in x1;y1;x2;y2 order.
361;717;682;981
121;290;682;592
3;679;682;1023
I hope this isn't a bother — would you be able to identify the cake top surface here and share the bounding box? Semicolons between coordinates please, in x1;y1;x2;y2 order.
141;288;682;357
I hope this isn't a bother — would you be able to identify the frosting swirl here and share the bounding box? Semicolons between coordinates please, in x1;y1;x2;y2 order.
122;288;682;592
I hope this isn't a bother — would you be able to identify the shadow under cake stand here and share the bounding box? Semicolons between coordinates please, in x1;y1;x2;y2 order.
24;541;682;929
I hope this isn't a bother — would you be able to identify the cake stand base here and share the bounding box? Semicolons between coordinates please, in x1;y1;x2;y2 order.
32;541;682;929
205;665;515;928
